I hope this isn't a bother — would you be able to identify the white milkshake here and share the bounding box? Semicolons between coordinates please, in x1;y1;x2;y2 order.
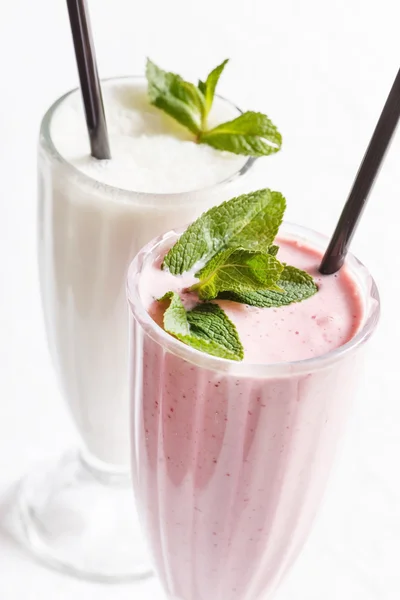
38;77;251;467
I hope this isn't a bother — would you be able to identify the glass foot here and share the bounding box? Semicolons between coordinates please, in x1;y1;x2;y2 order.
13;450;153;583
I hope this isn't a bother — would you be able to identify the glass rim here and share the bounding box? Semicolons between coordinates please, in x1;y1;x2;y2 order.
39;75;256;202
127;222;380;378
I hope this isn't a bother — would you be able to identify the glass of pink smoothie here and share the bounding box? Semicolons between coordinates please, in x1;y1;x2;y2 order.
127;222;379;600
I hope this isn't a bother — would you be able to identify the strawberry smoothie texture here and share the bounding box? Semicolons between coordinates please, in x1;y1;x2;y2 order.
129;228;370;600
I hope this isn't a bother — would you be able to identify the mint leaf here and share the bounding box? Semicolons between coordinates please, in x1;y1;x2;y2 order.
199;111;282;156
218;266;318;308
198;59;229;125
146;59;204;135
198;80;206;95
227;192;286;253
146;60;283;158
268;245;279;257
191;248;284;300
186;303;244;360
159;291;190;336
163;189;275;275
159;292;243;361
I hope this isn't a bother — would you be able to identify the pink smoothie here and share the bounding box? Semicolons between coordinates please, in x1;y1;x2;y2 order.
128;227;373;600
139;237;362;364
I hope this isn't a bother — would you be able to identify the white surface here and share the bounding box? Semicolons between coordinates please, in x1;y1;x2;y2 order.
0;0;399;598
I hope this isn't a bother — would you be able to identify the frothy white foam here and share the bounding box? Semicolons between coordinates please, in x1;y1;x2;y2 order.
51;80;247;194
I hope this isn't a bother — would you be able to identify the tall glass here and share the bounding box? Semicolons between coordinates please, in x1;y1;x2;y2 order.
127;223;380;600
15;77;254;582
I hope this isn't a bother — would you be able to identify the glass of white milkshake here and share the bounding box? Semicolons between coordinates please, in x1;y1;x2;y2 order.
16;76;255;582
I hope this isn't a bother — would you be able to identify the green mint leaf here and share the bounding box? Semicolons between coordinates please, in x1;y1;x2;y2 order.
159;292;243;361
146;59;284;158
146;59;204;135
268;244;279;257
198;79;206;95
186;303;244;360
218;265;318;308
199;111;282;156
163;189;277;275
159;291;190;337
227;192;286;253
200;59;229;125
191;248;284;301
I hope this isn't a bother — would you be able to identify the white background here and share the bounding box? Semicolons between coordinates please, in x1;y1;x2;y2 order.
1;0;400;598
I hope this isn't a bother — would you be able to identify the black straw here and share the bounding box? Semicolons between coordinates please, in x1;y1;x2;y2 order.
66;0;111;160
319;68;400;274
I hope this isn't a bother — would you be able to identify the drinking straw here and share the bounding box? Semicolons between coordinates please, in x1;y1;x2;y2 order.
320;68;400;274
66;0;111;160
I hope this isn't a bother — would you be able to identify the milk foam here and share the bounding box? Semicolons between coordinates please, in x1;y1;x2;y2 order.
51;79;247;194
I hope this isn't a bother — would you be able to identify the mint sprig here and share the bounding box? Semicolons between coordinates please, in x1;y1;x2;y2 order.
159;292;244;361
146;59;282;157
191;248;284;301
163;189;280;275
157;190;318;361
